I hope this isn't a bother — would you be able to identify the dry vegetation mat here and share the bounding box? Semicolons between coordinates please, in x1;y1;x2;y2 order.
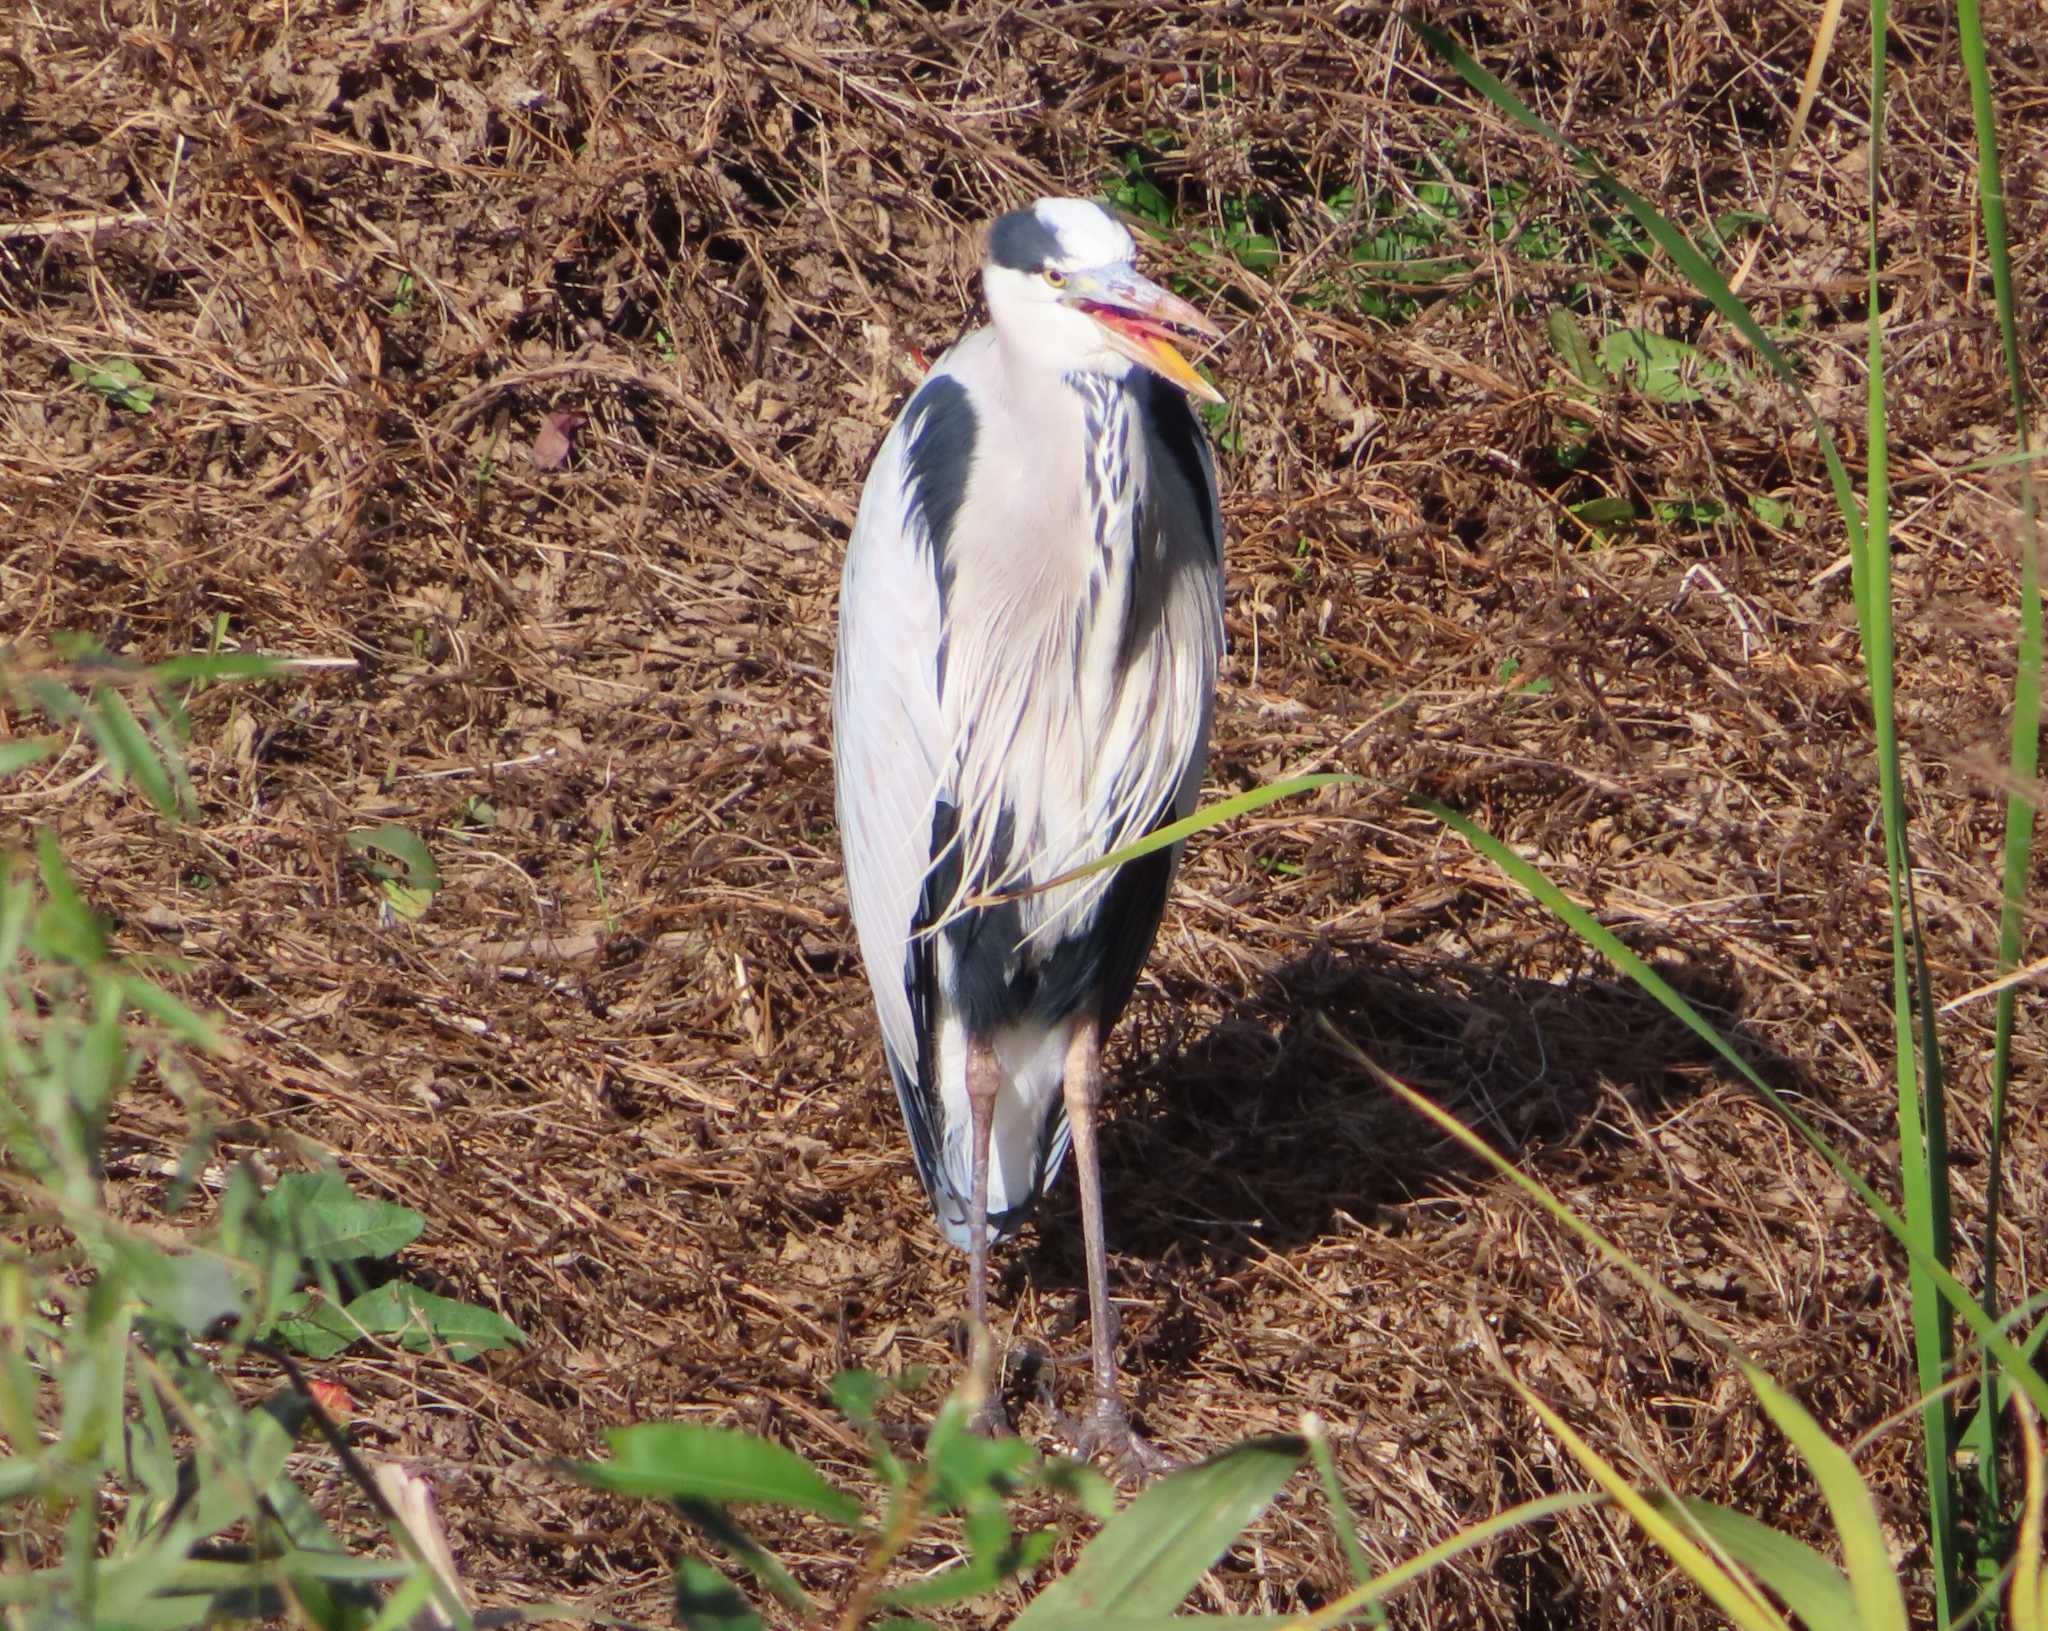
3;1;2044;1627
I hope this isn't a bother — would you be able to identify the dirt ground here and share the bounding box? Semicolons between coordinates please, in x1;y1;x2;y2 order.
4;1;2045;1626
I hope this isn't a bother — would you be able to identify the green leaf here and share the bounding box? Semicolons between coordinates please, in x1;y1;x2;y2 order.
69;355;157;413
343;1282;524;1361
926;1392;1036;1511
33;829;108;965
134;1247;250;1338
1748;493;1798;530
995;774;1361;898
0;737;61;775
568;1423;863;1523
1646;1497;1856;1631
831;1369;885;1426
1503;1379;1790;1631
1012;1436;1303;1628
1545;308;1609;391
1600;327;1728;404
260;1173;425;1263
266;1291;362;1360
1303;1416;1383;1615
345;824;442;920
116;971;223;1052
1570;495;1638;531
89;685;183;816
882;1521;1057;1607
147;652;282;686
675;1500;815;1612
674;1559;763;1631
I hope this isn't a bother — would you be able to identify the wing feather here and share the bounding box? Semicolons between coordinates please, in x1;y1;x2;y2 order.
832;355;983;1209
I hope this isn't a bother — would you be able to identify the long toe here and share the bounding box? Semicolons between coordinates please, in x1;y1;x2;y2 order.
1071;1392;1175;1480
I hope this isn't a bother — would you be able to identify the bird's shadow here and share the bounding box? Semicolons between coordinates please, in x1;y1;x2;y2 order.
1008;926;1797;1339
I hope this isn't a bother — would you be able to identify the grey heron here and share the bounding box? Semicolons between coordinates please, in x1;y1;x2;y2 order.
832;196;1225;1465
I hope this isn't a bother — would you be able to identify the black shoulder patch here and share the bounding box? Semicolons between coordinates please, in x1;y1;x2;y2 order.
1138;371;1219;558
988;206;1062;273
903;375;977;608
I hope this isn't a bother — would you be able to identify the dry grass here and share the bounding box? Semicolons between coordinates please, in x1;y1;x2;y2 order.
4;0;2045;1625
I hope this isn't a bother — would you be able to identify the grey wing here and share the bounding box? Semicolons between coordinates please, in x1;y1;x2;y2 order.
831;366;976;1196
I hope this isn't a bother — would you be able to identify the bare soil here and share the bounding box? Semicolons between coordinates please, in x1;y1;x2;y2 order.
4;2;2045;1626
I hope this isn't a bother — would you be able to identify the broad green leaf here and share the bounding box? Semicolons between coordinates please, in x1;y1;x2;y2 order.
569;1423;863;1523
267;1291;361;1360
343;1282;524;1362
361;1566;441;1631
926;1389;1036;1510
172;1552;408;1587
1569;495;1636;531
1024;1621;1357;1631
1648;1497;1855;1630
1012;1436;1302;1628
675;1558;763;1631
260;1173;425;1263
1748;493;1797;529
345;824;440;888
1600;327;1728;404
1742;1366;1907;1631
831;1369;884;1425
126;1244;249;1338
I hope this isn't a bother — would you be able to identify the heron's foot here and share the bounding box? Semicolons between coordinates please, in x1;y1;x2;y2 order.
1068;1390;1174;1479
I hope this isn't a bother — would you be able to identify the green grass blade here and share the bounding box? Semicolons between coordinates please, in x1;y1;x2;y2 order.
1956;0;2042;1553
1856;4;1957;1617
1744;1364;1908;1631
1280;1492;1604;1631
1646;1497;1857;1630
1302;1414;1385;1622
986;774;1361;901
88;685;182;817
1506;1379;1791;1631
1411;796;2048;1423
2015;1399;2045;1631
1409;21;1867;553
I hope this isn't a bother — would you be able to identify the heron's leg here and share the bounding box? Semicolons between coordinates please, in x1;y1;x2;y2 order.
965;1036;1007;1434
1061;1019;1169;1475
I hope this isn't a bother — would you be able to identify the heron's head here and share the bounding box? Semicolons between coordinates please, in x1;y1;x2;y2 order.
982;197;1224;404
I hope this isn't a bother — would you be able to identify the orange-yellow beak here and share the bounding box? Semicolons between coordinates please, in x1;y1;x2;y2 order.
1066;270;1225;404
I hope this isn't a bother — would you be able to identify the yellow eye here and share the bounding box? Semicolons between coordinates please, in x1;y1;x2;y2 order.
1043;268;1067;288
